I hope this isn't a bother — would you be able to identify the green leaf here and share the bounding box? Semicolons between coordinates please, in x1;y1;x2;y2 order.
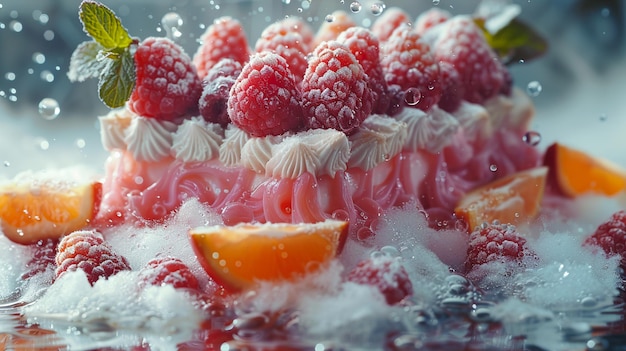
67;40;108;82
475;18;548;65
98;48;135;108
79;0;132;50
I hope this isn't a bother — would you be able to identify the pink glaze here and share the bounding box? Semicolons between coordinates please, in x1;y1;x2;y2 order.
97;125;541;237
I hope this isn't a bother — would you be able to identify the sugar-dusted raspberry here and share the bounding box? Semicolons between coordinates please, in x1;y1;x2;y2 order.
281;16;315;49
193;17;251;79
465;222;532;272
313;10;355;48
55;230;130;285
433;17;507;104
347;255;413;305
337;27;389;114
437;61;464;113
129;37;202;120
301;41;373;134
370;6;410;43
584;210;626;259
199;59;242;127
414;7;451;34
380;24;441;112
138;256;200;290
255;20;310;83
227;52;303;137
21;239;58;280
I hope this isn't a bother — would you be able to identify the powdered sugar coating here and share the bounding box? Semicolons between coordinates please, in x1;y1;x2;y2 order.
193;17;251;79
255;20;310;82
370;7;410;42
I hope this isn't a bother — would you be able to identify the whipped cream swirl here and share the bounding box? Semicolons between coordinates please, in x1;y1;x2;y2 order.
241;135;280;174
171;117;223;163
266;135;320;179
395;106;459;153
349;114;408;171
298;128;350;177
99;107;134;151
124;116;177;162
219;125;250;167
453;101;493;142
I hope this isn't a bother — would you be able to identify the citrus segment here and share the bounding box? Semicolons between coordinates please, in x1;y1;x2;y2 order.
189;219;348;292
454;167;548;231
544;142;626;197
0;180;101;245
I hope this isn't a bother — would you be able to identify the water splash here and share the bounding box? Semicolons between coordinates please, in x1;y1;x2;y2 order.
161;12;183;40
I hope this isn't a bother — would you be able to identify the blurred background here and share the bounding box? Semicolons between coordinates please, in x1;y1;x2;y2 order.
0;0;624;179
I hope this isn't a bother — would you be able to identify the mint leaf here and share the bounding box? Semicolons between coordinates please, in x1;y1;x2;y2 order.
475;18;548;65
79;0;132;50
98;49;135;108
67;40;107;82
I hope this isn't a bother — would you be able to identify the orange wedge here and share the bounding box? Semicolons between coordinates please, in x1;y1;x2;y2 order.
543;142;626;197
0;177;101;245
454;167;548;231
189;219;348;292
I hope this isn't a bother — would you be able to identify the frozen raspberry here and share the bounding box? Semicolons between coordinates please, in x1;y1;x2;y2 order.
433;17;507;104
414;7;451;34
21;239;58;280
138;256;200;290
199;59;242;127
55;230;130;285
337;27;389;114
193;17;251;79
584;210;626;259
465;222;532;272
302;41;373;134
348;255;413;305
281;17;315;49
255;20;310;83
228;52;303;137
313;10;356;48
437;61;464;113
128;37;202;120
370;7;410;42
380;25;441;112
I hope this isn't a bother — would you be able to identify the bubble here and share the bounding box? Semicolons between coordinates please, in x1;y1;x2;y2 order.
39;139;50;150
432;0;440;4
32;52;46;64
43;30;55;41
404;87;421;106
9;20;22;32
4;72;15;81
526;80;542;97
350;1;362;13
489;164;498;172
522;131;541;146
40;70;54;82
370;2;384;16
282;0;291;4
325;14;334;22
599;113;607;122
38;98;60;120
161;12;183;39
75;139;86;149
3;161;10;167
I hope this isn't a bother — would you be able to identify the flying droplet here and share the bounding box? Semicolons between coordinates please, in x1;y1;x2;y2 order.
432;0;440;4
350;1;362;13
32;52;45;64
599;113;607;122
38;98;60;120
370;2;384;16
522;131;541;146
489;164;498;172
3;161;10;167
526;81;542;97
325;14;334;22
75;139;86;149
161;12;183;39
404;87;421;106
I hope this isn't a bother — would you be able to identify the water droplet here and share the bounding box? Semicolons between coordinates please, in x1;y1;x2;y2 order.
39;139;50;150
489;164;498;172
40;70;54;82
301;0;311;10
526;80;542;97
32;52;45;64
134;176;144;185
404;87;421;106
3;161;10;167
325;14;334;22
161;12;183;39
370;2;384;16
601;7;610;17
10;20;22;32
599;113;607;122
75;139;86;149
5;72;15;81
282;0;291;4
432;0;440;4
38;98;60;120
522;131;541;146
350;1;362;13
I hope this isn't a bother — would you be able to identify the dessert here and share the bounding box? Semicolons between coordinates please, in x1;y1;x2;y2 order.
1;1;626;350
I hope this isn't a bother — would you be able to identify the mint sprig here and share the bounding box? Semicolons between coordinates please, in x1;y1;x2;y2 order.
67;0;136;108
475;18;548;65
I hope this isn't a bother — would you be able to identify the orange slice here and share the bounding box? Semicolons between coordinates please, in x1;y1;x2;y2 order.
0;176;101;245
454;167;548;231
543;142;626;197
189;219;348;292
